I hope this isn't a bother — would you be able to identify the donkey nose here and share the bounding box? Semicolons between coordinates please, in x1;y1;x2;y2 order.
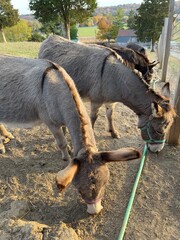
86;200;103;214
148;143;165;153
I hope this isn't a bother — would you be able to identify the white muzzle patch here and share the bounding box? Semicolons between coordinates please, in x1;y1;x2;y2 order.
87;200;103;214
148;142;165;153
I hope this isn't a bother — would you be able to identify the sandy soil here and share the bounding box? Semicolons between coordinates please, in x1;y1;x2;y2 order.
0;57;179;240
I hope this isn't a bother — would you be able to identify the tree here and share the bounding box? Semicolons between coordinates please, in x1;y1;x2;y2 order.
29;0;97;40
0;0;19;42
70;25;78;40
96;16;112;42
133;0;169;51
97;8;125;42
40;21;65;36
113;8;125;30
127;10;136;29
1;19;32;42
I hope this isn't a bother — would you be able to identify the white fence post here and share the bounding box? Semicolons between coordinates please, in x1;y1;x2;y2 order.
161;0;175;82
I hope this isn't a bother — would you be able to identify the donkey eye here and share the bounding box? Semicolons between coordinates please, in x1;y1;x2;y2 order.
156;130;163;135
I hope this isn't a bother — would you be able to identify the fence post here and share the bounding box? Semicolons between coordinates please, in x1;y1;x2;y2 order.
167;70;180;145
161;0;175;82
157;31;164;69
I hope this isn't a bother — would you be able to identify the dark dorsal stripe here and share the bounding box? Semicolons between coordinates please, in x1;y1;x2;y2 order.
41;61;96;154
101;51;118;78
41;62;59;91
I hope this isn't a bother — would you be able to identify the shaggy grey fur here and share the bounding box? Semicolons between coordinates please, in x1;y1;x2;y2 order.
39;36;175;152
0;55;96;159
0;55;141;212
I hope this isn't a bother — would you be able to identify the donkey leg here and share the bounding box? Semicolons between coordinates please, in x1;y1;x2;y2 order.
46;123;71;161
90;102;102;128
0;124;14;143
105;103;120;139
0;137;5;154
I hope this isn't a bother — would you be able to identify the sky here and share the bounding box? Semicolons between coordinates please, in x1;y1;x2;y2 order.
11;0;143;15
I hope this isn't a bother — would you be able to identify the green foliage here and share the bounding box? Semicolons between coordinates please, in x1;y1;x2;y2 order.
133;0;169;45
0;0;19;41
113;8;125;29
40;21;65;36
97;24;118;42
0;19;32;42
0;0;19;29
70;25;78;40
29;0;97;39
28;20;42;32
127;10;136;29
97;7;125;42
30;32;45;42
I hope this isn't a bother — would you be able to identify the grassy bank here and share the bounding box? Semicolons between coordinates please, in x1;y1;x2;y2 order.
78;26;98;37
0;42;41;58
0;42;178;79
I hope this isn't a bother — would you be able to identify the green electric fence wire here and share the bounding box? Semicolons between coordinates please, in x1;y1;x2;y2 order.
118;144;148;240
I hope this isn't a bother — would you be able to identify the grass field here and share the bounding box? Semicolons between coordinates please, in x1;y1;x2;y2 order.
0;42;41;58
0;42;178;78
78;26;98;37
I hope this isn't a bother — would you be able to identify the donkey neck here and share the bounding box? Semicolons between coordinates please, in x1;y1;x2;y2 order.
66;115;98;157
55;66;98;157
103;60;160;117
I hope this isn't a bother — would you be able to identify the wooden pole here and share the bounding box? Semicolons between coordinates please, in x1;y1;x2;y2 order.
158;20;168;69
161;0;175;82
167;70;180;145
157;33;163;68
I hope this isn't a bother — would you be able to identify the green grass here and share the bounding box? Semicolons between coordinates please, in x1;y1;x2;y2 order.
0;42;178;79
78;26;98;37
0;42;41;58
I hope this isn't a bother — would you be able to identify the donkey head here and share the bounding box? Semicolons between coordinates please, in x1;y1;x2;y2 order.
56;147;140;214
135;58;159;84
110;45;159;84
138;82;176;152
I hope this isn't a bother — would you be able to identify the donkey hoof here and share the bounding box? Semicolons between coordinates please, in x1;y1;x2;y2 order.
4;137;11;144
0;144;6;154
6;132;14;140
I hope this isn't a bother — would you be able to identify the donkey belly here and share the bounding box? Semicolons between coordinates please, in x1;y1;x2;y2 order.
0;100;41;128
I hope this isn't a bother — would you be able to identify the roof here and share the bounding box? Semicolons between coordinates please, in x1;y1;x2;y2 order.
117;30;136;37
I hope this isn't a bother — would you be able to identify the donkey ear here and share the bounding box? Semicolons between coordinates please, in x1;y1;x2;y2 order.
56;161;78;192
161;82;170;98
151;102;166;117
100;148;141;163
149;60;159;69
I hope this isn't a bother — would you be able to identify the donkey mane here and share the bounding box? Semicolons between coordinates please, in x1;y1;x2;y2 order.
93;43;148;82
95;43;150;74
42;61;96;155
98;45;175;118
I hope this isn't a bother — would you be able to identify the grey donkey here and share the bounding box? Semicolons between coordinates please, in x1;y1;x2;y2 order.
39;35;175;153
0;55;141;214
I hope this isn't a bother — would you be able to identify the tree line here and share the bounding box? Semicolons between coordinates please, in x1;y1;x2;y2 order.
0;0;174;50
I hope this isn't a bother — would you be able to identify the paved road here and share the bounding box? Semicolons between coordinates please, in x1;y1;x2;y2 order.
170;50;180;60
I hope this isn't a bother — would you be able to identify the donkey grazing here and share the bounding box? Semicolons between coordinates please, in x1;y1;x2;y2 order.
0;55;140;214
94;43;159;137
39;35;176;153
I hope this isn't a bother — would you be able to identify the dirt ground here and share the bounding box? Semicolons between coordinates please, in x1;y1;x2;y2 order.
0;57;179;240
